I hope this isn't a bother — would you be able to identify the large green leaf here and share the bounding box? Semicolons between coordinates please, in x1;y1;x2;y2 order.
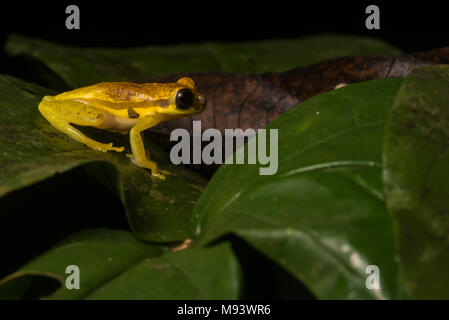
0;74;207;242
6;33;400;88
192;78;405;299
0;229;241;299
383;65;449;299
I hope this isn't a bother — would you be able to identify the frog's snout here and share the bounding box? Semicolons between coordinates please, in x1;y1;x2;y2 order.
197;94;207;111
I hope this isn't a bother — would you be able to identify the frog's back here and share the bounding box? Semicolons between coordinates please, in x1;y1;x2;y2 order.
54;82;179;103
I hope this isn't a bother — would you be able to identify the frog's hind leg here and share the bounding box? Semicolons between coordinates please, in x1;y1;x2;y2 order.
38;97;124;152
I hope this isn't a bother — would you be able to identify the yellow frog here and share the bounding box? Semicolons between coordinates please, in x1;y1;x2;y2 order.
38;77;207;179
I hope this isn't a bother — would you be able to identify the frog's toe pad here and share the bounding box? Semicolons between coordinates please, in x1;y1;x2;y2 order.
151;171;167;180
106;143;124;152
111;146;125;152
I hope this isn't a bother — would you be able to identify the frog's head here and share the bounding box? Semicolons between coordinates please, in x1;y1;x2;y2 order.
164;77;207;117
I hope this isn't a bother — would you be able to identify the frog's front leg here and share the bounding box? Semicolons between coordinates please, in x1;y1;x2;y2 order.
129;115;171;179
38;97;124;152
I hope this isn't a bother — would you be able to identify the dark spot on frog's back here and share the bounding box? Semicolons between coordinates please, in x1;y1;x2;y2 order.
128;108;140;119
157;99;170;108
103;83;140;101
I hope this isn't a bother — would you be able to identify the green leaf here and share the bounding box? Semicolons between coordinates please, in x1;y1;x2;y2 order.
0;229;241;299
6;33;400;88
383;65;449;299
0;74;207;242
86;241;241;300
192;78;405;299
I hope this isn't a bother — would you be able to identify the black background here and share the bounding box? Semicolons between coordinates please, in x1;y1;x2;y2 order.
0;2;447;51
0;1;447;300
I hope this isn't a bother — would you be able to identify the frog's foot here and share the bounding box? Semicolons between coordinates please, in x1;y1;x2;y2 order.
151;170;167;180
134;158;169;180
90;142;124;153
148;166;169;180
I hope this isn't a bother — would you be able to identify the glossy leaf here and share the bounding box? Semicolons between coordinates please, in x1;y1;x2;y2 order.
6;33;400;88
87;241;241;300
0;229;241;299
383;65;449;299
0;74;207;242
193;78;405;299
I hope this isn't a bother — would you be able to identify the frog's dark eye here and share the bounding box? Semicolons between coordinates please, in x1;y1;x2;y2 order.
175;88;193;109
